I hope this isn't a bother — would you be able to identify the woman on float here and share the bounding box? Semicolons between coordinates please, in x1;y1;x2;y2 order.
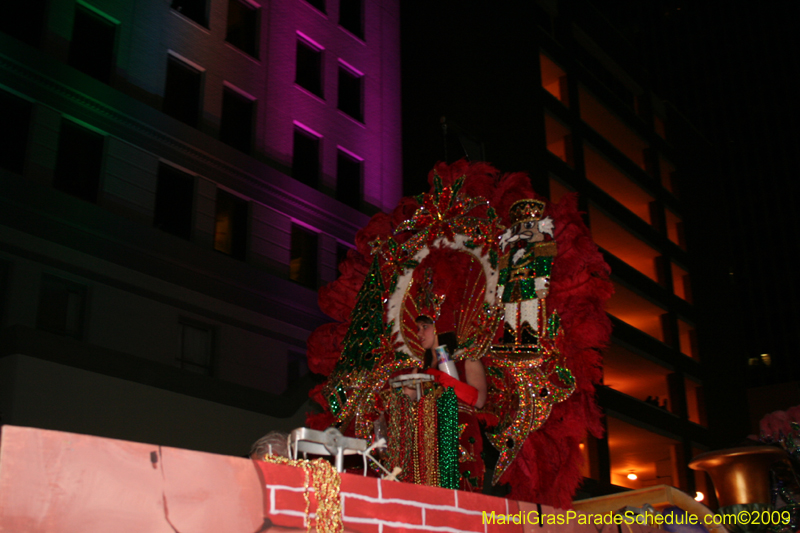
403;314;487;491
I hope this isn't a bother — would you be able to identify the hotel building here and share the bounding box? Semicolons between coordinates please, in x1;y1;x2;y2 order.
516;2;712;499
401;0;716;500
0;0;400;455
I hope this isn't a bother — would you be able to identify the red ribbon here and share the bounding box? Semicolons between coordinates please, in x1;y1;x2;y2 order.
424;369;478;406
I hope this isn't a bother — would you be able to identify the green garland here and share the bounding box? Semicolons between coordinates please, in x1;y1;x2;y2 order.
437;387;459;489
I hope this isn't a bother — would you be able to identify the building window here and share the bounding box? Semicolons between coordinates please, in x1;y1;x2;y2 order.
544;112;573;166
0;2;47;48
53;120;105;203
163;55;203;128
654;115;667;139
589;205;660;283
154;163;194;240
339;0;363;39
607;416;687;491
659;156;677;196
220;87;254;154
290;225;317;288
37;274;86;339
68;5;117;84
548;176;573;203
678;319;698;359
179;321;213;375
665;209;686;250
296;37;323;97
603;342;674;411
337;64;363;122
171;0;208;27
685;378;706;426
579;85;648;170
336;149;362;209
540;52;568;106
214;189;248;260
671;262;692;303
607;281;667;343
584;144;654;225
292;126;320;187
302;0;325;14
0;89;32;175
225;0;258;58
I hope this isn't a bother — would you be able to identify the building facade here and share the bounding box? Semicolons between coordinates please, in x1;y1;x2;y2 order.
525;1;713;499
400;0;716;500
0;0;400;455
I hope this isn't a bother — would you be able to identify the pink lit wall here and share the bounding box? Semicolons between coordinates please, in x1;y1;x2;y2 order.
72;0;402;213
262;0;402;212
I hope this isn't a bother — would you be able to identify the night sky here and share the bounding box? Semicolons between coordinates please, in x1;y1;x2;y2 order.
399;0;800;433
400;2;547;194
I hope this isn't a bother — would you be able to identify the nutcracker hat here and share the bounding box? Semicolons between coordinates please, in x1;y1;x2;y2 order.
508;198;546;226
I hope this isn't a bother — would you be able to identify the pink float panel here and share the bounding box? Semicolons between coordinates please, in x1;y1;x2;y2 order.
1;425;666;533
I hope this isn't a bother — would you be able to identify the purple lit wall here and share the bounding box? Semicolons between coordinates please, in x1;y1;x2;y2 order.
38;0;402;213
0;0;404;450
262;0;402;211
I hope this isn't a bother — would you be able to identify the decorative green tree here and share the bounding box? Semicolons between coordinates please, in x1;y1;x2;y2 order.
327;256;388;417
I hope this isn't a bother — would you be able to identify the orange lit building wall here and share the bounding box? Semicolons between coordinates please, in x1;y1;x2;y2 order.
545;112;572;165
579;86;649;170
607;282;666;342
606;416;684;490
584;145;654;224
659;156;676;196
540;52;569;106
665;210;686;249
686;378;705;426
603;342;671;403
590;205;660;282
578;437;592;478
672;262;692;302
677;319;698;359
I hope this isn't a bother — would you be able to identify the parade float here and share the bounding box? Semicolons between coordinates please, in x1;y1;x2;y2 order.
305;160;613;508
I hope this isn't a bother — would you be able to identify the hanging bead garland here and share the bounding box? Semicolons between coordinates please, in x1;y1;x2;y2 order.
437;387;460;489
260;454;344;533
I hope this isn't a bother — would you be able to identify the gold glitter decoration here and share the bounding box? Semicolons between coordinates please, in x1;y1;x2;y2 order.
485;203;578;485
508;198;546;225
383;385;450;487
488;333;576;484
420;388;440;486
385;387;425;484
261;454;344;533
384;388;415;481
457;423;477;463
333;359;409;438
377;174;504;282
398;249;502;361
376;177;505;367
412;267;445;321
